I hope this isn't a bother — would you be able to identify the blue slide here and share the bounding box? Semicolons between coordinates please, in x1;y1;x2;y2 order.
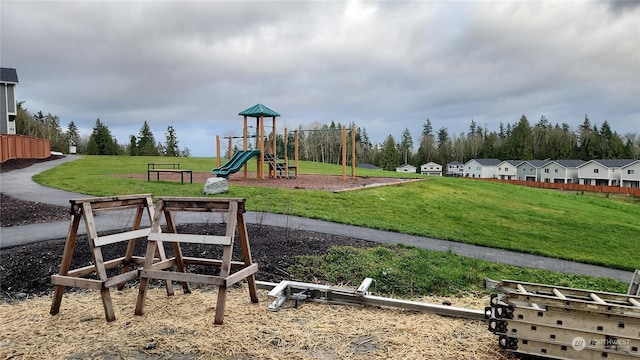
212;150;261;178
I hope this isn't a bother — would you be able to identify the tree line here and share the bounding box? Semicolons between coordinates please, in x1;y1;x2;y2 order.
14;103;190;157
274;115;639;171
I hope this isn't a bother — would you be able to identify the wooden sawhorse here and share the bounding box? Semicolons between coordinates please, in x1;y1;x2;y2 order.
135;197;259;325
50;194;170;322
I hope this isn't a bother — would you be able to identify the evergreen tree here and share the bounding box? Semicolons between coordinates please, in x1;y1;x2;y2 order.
399;128;413;164
129;135;138;156
163;125;180;157
436;127;452;166
136;121;159;156
86;119;117;155
377;135;400;170
66;121;81;152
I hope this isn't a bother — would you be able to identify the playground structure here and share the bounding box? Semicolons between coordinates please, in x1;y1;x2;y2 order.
213;103;356;180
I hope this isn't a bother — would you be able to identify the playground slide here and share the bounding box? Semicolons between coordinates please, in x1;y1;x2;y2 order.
212;150;261;178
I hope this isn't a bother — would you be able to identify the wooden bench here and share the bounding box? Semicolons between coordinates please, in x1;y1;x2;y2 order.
147;163;192;183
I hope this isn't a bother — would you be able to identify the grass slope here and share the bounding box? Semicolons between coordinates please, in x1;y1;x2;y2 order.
34;155;640;271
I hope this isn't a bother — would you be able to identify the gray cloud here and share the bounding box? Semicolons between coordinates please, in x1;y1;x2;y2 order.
2;0;638;156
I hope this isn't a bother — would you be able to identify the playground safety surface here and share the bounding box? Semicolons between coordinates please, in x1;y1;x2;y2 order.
121;171;420;191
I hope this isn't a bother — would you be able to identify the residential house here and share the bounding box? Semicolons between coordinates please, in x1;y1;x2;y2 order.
446;161;464;177
495;160;520;180
540;160;585;183
420;162;442;176
577;159;636;186
1;67;18;135
516;160;550;181
620;160;640;188
395;164;416;173
463;158;501;178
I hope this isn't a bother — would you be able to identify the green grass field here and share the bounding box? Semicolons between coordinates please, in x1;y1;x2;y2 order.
34;156;640;274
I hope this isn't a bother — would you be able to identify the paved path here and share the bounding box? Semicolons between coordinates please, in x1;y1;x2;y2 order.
0;156;633;283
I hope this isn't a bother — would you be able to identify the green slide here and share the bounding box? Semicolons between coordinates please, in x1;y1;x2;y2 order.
212;150;261;178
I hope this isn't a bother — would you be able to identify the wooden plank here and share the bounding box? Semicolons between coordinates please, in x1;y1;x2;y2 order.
104;271;139;288
157;197;246;213
150;258;177;271
140;269;225;286
182;257;247;269
94;228;151;247
50;214;82;315
147;232;231;245
224;263;259;286
51;275;103;290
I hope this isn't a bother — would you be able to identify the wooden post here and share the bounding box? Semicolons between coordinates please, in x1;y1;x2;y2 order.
284;127;289;169
272;116;276;161
243;115;248;179
228;136;233;161
259;115;265;179
294;129;299;178
342;125;347;180
351;125;356;178
216;135;220;168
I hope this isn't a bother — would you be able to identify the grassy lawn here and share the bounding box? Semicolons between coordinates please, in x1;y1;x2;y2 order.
289;245;629;295
34;155;640;272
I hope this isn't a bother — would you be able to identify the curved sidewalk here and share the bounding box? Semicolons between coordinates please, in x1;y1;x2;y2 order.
0;156;633;283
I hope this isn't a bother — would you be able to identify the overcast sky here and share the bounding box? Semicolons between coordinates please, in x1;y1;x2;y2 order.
2;1;639;157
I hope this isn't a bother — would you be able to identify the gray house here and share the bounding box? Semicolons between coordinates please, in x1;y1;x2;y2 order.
1;68;19;135
463;158;501;178
516;160;550;181
577;159;636;186
540;160;585;183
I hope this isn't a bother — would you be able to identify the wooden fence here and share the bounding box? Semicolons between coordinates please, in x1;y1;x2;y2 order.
475;177;640;197
0;134;51;163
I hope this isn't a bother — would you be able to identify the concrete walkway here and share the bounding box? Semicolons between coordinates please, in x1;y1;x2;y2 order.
0;156;633;283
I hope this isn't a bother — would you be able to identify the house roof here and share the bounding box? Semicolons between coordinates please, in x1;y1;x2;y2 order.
519;159;550;168
586;159;638;168
447;161;462;166
0;68;18;83
238;103;280;118
553;159;586;168
421;162;441;167
499;160;521;166
397;163;416;168
468;158;501;166
621;160;640;169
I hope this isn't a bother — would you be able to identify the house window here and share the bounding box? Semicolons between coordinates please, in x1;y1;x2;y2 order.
594;168;599;174
505;167;509;171
530;168;533;171
544;169;549;173
629;169;635;175
554;169;558;173
498;167;501;171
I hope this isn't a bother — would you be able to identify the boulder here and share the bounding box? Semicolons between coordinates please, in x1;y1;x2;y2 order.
203;177;228;194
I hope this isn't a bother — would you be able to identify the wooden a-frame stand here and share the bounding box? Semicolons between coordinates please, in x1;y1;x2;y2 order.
135;197;259;325
50;194;171;322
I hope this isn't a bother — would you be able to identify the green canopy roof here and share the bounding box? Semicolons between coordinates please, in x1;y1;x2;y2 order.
238;103;280;118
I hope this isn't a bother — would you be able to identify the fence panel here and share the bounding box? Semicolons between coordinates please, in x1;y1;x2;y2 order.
0;135;51;163
469;177;639;198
